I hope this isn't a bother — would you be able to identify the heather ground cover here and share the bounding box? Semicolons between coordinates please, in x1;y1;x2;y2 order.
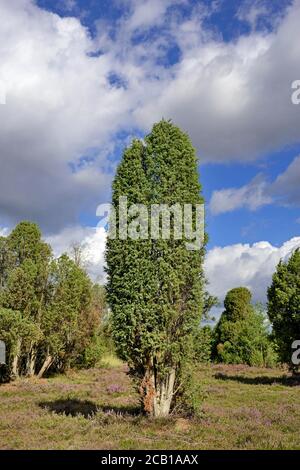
0;361;299;450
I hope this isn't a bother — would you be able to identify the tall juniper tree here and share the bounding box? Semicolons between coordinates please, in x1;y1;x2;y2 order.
268;249;300;373
106;120;206;417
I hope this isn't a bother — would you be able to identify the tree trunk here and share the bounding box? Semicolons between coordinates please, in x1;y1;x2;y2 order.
141;362;176;418
38;352;53;378
11;338;22;378
25;344;37;377
153;368;176;418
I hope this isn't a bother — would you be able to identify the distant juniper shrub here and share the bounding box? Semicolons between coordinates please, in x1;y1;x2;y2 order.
213;288;277;367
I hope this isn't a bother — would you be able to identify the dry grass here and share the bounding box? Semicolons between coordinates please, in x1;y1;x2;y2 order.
0;363;299;450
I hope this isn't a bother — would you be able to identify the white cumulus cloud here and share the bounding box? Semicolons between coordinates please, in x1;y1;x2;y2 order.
209;155;300;215
210;174;272;215
1;0;300;237
135;0;300;161
46;225;107;283
205;237;300;307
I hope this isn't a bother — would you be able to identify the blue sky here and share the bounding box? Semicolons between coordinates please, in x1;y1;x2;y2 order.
204;143;300;248
1;0;300;305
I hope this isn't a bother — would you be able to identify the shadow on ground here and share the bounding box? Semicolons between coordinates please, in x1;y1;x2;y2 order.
39;399;140;418
215;372;300;387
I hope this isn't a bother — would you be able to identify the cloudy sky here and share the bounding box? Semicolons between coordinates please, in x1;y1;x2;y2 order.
1;0;300;311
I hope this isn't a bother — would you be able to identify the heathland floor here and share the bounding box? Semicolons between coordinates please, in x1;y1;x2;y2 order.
0;359;299;450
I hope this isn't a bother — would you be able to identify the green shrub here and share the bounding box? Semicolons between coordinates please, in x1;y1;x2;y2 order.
213;289;277;367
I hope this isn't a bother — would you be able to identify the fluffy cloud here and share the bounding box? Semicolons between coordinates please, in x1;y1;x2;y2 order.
205;236;300;306
210;174;272;215
236;0;287;32
124;0;180;32
1;0;300;235
134;0;300;161
0;0;190;232
272;155;300;206
46;225;107;282
209;155;300;214
0;227;9;237
0;0;132;231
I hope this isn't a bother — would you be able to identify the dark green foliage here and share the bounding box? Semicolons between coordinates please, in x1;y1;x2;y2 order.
0;221;106;381
0;308;40;381
223;287;252;322
74;285;111;369
194;326;213;363
106;120;206;416
213;288;277;367
40;254;92;372
172;362;205;417
267;249;300;372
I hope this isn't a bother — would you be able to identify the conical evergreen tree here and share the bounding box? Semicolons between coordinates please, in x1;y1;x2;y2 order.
106;120;206;417
268;249;300;373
